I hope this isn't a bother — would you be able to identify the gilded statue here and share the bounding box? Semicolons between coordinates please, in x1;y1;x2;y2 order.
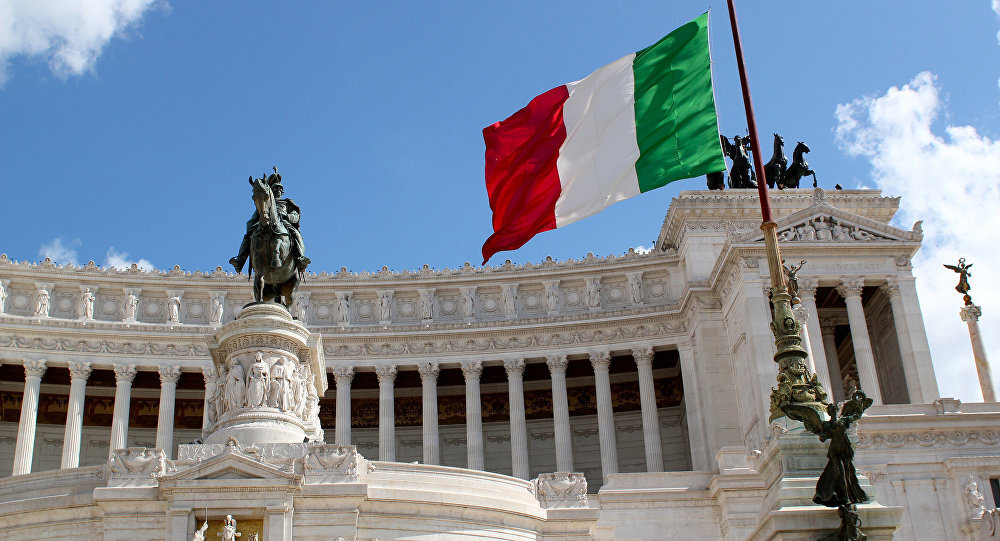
944;257;973;304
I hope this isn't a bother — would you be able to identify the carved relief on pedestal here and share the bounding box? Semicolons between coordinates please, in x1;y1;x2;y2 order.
304;444;360;483
206;303;326;445
104;447;174;487
532;472;589;508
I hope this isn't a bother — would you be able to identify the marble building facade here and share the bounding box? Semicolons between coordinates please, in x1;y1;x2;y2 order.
0;188;997;540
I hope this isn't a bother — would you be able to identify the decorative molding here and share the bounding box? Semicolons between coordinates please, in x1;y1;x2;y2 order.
857;430;1000;449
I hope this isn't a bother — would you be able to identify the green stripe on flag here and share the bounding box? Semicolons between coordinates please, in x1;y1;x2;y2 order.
632;12;725;193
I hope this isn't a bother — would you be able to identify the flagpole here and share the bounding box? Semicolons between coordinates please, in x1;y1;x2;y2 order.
723;0;826;420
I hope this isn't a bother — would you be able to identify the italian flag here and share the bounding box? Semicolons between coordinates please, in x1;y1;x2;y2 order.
482;13;725;264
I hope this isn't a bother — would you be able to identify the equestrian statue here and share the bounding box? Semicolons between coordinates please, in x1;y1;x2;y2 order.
230;166;311;309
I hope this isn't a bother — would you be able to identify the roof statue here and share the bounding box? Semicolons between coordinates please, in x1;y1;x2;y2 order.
719;134;757;189
765;133;818;189
229;166;310;309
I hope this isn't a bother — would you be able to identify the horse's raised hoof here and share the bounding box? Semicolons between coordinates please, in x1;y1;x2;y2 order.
229;257;242;273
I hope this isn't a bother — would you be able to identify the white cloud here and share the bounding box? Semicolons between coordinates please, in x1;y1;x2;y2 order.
0;0;159;85
994;0;1000;40
38;237;80;266
105;246;154;271
835;71;1000;402
633;245;652;254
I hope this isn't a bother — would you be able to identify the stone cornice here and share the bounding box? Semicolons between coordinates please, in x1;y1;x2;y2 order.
656;188;900;250
0;247;675;286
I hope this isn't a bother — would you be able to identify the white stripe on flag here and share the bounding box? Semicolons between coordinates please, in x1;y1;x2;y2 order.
554;53;641;228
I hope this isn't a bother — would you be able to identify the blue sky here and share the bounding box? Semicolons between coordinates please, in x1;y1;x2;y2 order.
2;1;999;402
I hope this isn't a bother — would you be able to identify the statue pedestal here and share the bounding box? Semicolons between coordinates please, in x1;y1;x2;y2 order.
748;419;903;540
204;302;326;445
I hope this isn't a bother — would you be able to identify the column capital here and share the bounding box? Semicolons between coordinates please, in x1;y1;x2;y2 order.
332;366;354;384
797;278;819;298
68;361;92;381
589;350;611;371
461;360;483;379
202;365;218;382
503;358;526;375
158;365;182;385
23;359;47;378
836;278;865;299
960;304;983;322
880;278;901;298
417;362;440;381
113;363;137;384
676;337;694;353
632;346;654;366
546;354;568;373
375;365;397;384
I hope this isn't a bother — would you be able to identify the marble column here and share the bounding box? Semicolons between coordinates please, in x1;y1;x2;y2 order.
590;350;618;478
820;323;845;403
633;346;663;472
156;365;181;458
332;366;354;446
375;365;397;461
961;304;997;402
110;363;137;457
61;361;91;469
837;279;883;405
676;340;709;471
797;280;833;394
12;359;46;476
462;361;485;470
503;358;529;479
893;275;940;401
881;279;924;402
546;354;573;472
417;362;440;465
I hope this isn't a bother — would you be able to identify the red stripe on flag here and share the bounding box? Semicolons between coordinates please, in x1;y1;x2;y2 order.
481;85;569;264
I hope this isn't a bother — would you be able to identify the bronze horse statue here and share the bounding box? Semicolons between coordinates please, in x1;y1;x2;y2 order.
785;141;817;188
249;175;300;308
764;133;787;189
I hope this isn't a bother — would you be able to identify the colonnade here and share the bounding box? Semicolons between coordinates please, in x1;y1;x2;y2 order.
3;344;689;479
794;276;936;405
8;360;183;476
329;346;681;479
